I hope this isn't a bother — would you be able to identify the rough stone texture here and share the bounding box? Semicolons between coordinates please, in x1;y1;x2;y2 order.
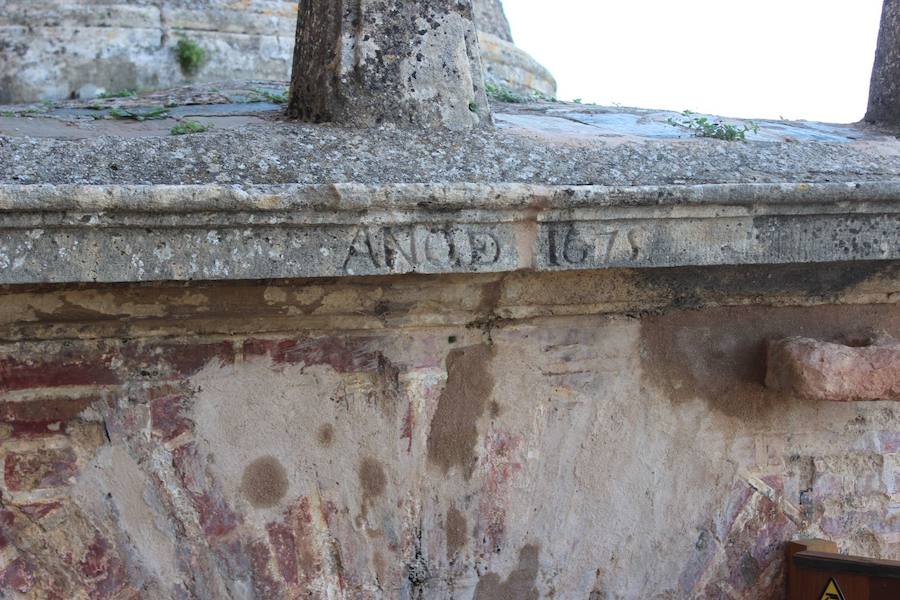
0;82;898;598
479;34;557;98
0;92;897;286
766;337;900;402
472;0;512;42
0;1;299;104
866;0;900;124
0;181;898;285
288;0;490;129
0;265;898;599
1;94;898;186
0;0;553;104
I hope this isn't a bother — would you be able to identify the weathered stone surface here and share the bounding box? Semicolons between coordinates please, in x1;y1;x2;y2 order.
479;33;557;97
288;0;490;129
766;336;900;401
0;0;554;104
0;80;898;600
0;1;300;104
866;0;900;124
1;97;898;187
1;286;899;598
473;0;512;42
0;182;897;284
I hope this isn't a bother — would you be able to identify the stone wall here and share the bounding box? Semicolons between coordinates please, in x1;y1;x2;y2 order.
0;0;555;103
1;263;898;598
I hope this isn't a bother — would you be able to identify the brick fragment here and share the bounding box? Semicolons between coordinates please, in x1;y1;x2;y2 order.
4;447;78;491
0;355;118;393
0;557;34;594
150;393;192;441
765;336;900;401
0;396;96;423
242;337;379;372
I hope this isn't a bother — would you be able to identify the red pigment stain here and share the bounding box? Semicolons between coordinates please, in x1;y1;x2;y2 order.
477;430;523;551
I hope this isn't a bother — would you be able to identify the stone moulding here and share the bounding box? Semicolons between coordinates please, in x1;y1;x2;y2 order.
0;181;898;284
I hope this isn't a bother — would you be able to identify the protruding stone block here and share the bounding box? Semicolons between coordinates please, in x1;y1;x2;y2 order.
288;0;491;129
766;336;900;401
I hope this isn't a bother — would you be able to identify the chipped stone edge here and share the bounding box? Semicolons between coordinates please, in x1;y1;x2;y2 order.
0;181;898;284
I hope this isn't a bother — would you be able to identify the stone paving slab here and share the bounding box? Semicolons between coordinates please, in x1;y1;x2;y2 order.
2;91;899;187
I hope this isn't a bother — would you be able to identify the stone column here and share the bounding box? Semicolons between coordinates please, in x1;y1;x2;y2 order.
288;0;491;130
866;0;900;124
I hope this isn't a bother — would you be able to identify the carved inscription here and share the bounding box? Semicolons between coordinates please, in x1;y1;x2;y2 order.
545;222;644;267
343;225;503;273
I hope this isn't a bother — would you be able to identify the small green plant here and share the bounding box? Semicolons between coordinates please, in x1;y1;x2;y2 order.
251;88;289;104
170;121;211;135
485;81;526;103
484;82;556;104
175;37;207;76
667;110;759;141
5;108;42;117
98;89;136;99
107;107;169;121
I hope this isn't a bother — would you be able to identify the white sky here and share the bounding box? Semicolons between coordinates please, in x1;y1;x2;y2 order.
503;0;884;123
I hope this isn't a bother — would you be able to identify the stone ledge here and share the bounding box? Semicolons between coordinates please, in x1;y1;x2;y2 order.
0;182;898;284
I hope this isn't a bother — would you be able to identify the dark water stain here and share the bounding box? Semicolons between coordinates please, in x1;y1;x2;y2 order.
427;344;495;478
640;304;900;420
636;260;899;310
317;423;335;447
241;456;289;508
373;353;404;416
359;456;387;514
474;544;540;600
445;504;468;558
489;400;501;419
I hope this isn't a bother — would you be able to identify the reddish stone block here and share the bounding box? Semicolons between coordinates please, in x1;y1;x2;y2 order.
0;556;34;594
248;539;283;598
78;533;129;599
0;511;17;559
171;442;200;485
766;336;900;401
171;444;240;539
267;521;299;585
0;355;118;393
4;447;78;491
17;501;62;521
80;535;111;579
8;421;68;438
0;396;96;423
149;393;192;441
194;492;239;539
242;337;379;372
161;341;235;379
120;341;235;381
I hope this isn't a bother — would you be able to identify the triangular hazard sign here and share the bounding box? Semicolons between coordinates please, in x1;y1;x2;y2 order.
819;578;846;600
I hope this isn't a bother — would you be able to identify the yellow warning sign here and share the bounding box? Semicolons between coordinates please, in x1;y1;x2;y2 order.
819;578;846;600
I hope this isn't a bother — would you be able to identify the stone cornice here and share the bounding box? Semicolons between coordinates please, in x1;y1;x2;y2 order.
1;182;898;284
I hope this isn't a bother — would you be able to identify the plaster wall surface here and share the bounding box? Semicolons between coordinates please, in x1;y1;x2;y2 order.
0;265;898;599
